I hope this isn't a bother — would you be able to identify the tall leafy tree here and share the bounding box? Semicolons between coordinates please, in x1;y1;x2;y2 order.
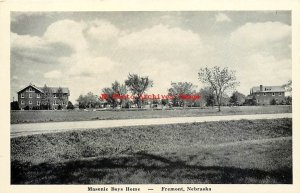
56;87;65;107
76;92;100;109
199;87;215;107
168;82;197;107
198;66;239;111
41;84;53;110
101;87;116;108
125;74;153;108
229;91;246;106
111;81;128;108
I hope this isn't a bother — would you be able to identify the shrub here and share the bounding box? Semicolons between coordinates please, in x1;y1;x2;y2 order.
270;99;277;105
67;101;74;109
10;101;20;110
32;106;40;110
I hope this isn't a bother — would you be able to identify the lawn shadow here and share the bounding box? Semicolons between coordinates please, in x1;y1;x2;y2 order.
11;152;292;184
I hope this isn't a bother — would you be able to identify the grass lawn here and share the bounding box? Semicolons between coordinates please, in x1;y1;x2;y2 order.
11;118;292;184
11;105;292;124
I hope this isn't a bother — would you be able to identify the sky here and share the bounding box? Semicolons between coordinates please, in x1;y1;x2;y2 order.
10;11;291;103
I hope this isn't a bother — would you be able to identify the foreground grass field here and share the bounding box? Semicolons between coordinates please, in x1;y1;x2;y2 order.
11;118;292;184
11;105;292;124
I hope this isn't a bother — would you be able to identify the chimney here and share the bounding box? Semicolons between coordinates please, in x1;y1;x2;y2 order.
260;85;263;91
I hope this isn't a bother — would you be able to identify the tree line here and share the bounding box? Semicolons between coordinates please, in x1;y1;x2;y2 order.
77;66;243;111
11;66;292;111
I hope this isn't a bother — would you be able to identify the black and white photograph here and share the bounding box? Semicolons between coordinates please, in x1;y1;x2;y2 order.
9;10;293;185
0;0;299;191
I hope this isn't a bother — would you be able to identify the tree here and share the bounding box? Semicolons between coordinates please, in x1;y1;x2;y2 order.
199;87;215;107
285;96;292;105
125;74;153;108
76;92;100;109
111;81;128;108
101;87;116;107
41;84;52;110
10;101;20;110
56;87;65;107
86;92;100;108
168;82;197;108
229;91;246;106
67;101;74;109
229;93;238;105
282;80;292;92
198;66;239;111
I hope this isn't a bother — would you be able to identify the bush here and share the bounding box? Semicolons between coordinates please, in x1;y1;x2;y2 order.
270;99;277;105
11;101;20;110
67;101;74;109
32;106;40;110
285;96;292;105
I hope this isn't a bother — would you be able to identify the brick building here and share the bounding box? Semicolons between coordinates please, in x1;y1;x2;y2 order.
249;85;285;105
17;83;70;110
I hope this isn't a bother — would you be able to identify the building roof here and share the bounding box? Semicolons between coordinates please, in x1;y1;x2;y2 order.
37;87;70;94
17;84;44;93
251;85;285;93
17;83;69;95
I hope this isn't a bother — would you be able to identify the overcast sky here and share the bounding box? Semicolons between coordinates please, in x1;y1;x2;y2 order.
10;11;291;103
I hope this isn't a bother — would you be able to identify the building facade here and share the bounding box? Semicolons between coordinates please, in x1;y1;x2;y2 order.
249;85;285;105
17;83;70;110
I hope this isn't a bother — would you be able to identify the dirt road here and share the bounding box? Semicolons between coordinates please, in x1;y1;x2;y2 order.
11;113;292;138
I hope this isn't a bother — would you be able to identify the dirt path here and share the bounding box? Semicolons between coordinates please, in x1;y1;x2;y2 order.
11;113;292;138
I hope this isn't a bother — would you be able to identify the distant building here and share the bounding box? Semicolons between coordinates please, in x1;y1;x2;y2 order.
17;83;70;110
249;85;285;105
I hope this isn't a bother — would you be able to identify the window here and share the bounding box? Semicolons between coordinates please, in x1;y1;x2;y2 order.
21;100;24;105
272;92;275;96
257;99;259;103
53;100;57;105
279;93;282;96
263;93;266;96
29;100;32;104
62;101;65;105
37;93;40;98
29;87;32;92
29;93;32;98
53;94;57;98
37;101;40;106
21;93;24;98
